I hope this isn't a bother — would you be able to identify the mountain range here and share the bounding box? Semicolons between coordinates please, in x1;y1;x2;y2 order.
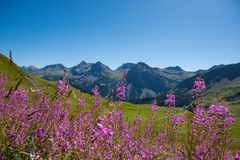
22;62;195;99
22;61;240;109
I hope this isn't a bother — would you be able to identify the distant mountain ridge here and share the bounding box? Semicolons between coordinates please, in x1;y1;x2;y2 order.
22;61;240;108
22;62;195;100
164;66;185;72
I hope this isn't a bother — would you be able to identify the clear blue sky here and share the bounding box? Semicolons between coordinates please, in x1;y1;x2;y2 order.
0;0;240;71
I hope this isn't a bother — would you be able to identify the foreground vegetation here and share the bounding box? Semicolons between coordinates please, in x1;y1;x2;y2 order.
0;73;240;160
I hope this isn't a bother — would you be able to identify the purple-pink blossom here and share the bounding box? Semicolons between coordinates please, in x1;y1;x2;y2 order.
208;104;230;117
92;87;101;107
92;87;100;96
236;150;240;159
150;103;158;112
193;77;206;93
224;117;235;127
116;82;126;101
0;75;8;85
171;115;186;125
96;123;114;137
193;77;206;101
115;144;121;151
34;128;45;138
193;106;207;124
195;144;206;160
77;98;85;108
57;80;69;97
134;115;142;124
165;91;175;108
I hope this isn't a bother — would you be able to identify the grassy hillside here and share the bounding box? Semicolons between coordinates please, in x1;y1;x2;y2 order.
204;83;240;116
0;53;55;91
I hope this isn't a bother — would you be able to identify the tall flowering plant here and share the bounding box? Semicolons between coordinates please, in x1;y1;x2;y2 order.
116;82;126;101
115;72;127;103
193;76;206;106
92;87;101;107
184;77;236;159
57;80;69;97
186;76;206;112
165;91;176;108
164;90;186;157
188;103;236;159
